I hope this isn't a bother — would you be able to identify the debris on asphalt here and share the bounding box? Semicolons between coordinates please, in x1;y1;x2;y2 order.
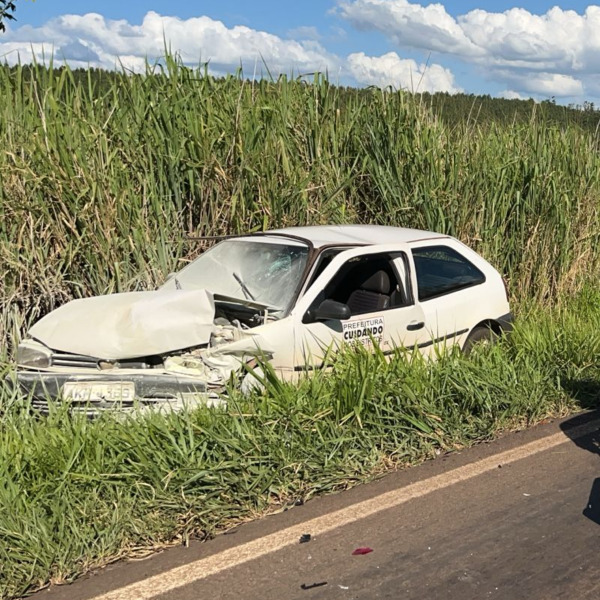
352;547;373;555
338;585;350;590
301;582;328;590
299;533;312;544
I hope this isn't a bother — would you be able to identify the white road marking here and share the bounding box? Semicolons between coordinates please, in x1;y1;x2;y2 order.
91;420;600;600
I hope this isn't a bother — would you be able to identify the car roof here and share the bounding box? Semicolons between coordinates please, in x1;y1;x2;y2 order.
264;225;448;248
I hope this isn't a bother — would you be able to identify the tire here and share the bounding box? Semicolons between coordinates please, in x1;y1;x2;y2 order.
463;326;498;355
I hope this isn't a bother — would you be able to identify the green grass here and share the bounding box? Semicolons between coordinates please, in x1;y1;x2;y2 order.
1;292;600;598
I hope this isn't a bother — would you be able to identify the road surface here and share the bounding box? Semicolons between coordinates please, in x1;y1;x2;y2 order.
36;410;600;600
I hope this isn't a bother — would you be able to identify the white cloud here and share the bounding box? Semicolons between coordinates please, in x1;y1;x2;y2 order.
499;90;524;100
0;10;461;94
337;0;482;56
0;11;340;75
329;25;348;41
287;26;322;41
497;71;584;97
457;7;589;69
348;51;460;93
337;0;600;97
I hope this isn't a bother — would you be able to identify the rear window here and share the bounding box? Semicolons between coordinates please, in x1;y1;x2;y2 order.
412;246;485;301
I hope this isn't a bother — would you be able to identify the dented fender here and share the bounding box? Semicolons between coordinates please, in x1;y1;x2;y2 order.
164;331;275;384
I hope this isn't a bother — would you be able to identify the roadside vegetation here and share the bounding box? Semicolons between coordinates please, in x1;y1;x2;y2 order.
2;58;600;352
2;294;600;598
1;57;600;597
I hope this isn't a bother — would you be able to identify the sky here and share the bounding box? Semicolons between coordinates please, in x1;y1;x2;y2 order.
2;0;600;104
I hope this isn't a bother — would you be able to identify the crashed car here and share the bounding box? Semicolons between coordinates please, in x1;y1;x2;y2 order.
14;225;512;414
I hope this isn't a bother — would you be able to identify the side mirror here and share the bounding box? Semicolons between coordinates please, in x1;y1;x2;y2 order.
314;299;351;321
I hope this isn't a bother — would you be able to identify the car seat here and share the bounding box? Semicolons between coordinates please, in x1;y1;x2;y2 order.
346;270;391;315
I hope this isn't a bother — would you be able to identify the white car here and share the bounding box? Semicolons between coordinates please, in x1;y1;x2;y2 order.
14;225;512;414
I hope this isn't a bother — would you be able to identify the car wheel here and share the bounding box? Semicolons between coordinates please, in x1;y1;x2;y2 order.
463;326;498;355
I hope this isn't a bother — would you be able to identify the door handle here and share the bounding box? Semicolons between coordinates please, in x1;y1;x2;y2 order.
407;321;425;331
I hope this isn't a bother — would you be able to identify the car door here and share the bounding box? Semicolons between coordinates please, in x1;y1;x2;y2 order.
292;244;430;370
408;241;489;350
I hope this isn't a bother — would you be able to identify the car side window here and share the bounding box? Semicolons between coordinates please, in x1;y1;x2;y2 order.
305;252;410;321
412;245;485;301
305;248;347;290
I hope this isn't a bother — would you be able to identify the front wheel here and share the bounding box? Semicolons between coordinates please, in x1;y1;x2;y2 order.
463;326;498;355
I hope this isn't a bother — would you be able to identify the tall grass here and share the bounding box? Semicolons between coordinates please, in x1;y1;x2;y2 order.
2;57;600;353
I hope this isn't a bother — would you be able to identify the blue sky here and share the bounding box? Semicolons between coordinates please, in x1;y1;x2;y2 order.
4;1;600;103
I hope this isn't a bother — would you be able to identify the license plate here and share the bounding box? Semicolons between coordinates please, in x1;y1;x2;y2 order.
62;381;135;403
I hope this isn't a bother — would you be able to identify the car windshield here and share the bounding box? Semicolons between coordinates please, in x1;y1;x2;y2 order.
161;239;310;314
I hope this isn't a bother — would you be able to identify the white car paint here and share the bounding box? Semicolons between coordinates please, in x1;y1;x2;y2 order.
407;238;509;352
292;243;429;368
268;224;443;248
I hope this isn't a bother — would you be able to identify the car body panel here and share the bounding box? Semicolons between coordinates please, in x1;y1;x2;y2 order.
28;289;216;360
292;244;431;367
407;238;510;349
267;225;446;247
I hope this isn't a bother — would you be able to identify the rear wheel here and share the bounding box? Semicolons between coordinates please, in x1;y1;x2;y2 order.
463;326;498;355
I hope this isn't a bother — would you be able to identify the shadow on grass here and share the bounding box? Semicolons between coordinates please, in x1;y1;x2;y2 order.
563;377;600;410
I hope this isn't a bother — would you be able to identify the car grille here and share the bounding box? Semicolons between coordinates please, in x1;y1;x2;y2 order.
30;394;223;417
31;396;136;414
51;352;100;369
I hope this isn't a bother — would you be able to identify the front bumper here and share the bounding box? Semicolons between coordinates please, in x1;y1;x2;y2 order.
13;370;225;415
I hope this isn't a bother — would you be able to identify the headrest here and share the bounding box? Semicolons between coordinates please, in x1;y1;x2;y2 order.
359;270;391;294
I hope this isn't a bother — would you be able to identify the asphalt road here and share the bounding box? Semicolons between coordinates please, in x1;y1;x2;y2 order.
36;411;600;600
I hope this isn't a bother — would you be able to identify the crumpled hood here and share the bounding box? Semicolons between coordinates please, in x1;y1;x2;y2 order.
29;290;216;360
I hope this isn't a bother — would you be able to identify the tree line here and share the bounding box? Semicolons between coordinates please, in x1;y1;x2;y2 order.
2;63;600;134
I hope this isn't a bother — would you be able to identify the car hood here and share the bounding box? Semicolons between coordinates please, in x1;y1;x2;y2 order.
29;290;216;360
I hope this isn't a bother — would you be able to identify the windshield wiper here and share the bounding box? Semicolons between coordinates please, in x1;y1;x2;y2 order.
232;271;256;301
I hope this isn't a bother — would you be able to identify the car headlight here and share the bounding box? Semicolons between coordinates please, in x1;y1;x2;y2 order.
17;339;53;369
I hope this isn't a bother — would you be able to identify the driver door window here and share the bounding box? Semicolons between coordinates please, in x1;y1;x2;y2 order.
295;251;427;368
305;253;409;321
